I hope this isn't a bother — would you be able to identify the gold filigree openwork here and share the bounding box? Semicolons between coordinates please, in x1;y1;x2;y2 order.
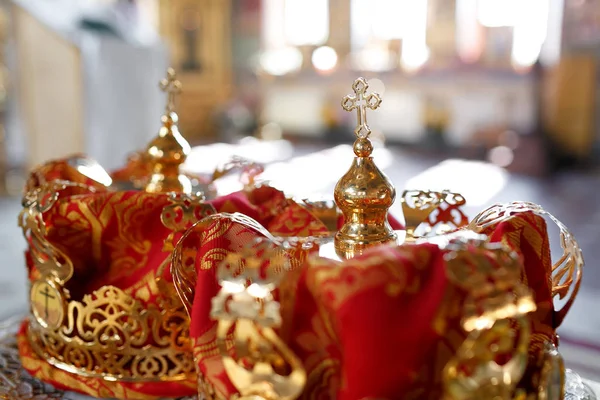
28;285;194;381
443;235;537;400
161;192;216;252
211;238;306;400
401;189;468;240
468;201;584;326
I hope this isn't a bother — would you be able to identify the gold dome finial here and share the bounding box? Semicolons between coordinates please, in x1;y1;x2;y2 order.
334;77;397;259
145;68;192;194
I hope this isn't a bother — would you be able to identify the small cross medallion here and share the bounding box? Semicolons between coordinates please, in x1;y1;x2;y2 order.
31;280;64;329
40;285;55;319
341;77;382;139
160;68;182;113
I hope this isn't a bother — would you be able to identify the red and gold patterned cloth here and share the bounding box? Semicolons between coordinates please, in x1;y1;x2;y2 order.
18;157;403;399
189;211;558;399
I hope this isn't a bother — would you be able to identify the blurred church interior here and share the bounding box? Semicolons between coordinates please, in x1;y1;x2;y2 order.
2;0;600;174
1;0;600;378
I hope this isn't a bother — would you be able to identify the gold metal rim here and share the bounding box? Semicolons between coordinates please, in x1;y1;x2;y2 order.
26;321;195;383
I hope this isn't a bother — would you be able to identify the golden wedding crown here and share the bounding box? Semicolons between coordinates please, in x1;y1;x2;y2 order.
171;78;583;400
18;73;585;400
19;69;212;383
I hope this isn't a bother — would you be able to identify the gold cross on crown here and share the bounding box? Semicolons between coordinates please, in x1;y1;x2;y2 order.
160;67;182;113
341;77;382;139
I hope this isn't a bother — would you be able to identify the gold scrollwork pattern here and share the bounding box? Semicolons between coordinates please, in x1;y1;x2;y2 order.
401;189;467;240
211;238;306;400
443;235;537;400
28;285;194;381
468;201;584;326
19;180;97;284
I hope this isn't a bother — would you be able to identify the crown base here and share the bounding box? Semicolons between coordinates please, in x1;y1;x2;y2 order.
25;281;196;384
26;320;194;383
334;230;398;259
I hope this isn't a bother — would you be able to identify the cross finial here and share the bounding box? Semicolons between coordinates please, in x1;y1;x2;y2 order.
160;67;182;114
341;77;382;139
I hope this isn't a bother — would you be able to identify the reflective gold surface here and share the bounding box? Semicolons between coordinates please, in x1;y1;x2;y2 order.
443;234;537;400
334;77;397;259
401;189;444;240
145;68;192;194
